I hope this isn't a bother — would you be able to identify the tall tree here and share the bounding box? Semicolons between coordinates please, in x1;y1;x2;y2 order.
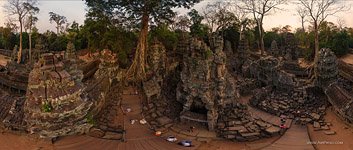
238;0;286;55
188;9;209;38
4;0;38;64
170;14;191;32
24;6;39;63
296;6;307;32
0;23;17;50
202;1;237;32
297;0;348;79
49;12;67;34
84;0;118;50
228;2;249;40
112;0;201;81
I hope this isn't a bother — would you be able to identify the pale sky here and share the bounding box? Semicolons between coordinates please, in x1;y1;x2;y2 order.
0;0;353;33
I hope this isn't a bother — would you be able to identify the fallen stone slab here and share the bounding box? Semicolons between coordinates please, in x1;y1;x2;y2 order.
265;126;280;135
240;132;260;137
321;125;330;130
156;116;172;126
88;128;105;138
324;131;336;135
102;132;122;140
235;135;247;142
255;120;269;128
311;113;321;120
197;130;217;138
313;121;320;128
225;134;236;139
227;126;246;131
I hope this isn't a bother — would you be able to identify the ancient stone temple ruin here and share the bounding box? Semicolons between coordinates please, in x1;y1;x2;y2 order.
176;35;239;131
23;45;110;138
237;38;250;73
270;40;279;56
24;52;92;137
148;39;167;78
315;48;338;87
94;49;119;82
282;33;298;60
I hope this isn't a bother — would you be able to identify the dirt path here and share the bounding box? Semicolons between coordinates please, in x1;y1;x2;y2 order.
308;108;353;150
340;54;353;65
262;125;314;150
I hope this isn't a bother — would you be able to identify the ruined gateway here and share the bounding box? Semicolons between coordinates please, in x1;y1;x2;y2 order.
176;36;239;131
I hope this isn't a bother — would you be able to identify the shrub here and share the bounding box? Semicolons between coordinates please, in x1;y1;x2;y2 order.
42;103;53;112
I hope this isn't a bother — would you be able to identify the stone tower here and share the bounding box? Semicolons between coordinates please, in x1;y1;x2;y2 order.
176;35;239;131
316;48;338;87
270;40;279;56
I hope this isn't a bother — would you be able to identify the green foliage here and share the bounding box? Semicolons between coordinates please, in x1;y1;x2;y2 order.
109;0;201;24
188;9;209;38
86;112;96;125
223;26;240;51
328;30;351;56
118;50;129;68
0;27;17;50
264;31;282;49
205;49;213;59
21;32;29;49
42;103;53;112
303;48;313;60
49;12;67;34
43;31;68;51
150;24;178;51
190;24;209;39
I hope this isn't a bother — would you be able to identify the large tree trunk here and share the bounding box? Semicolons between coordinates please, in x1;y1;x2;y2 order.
313;22;319;79
301;18;305;32
258;21;265;55
126;10;149;81
29;26;32;63
260;31;265;55
17;19;23;64
255;16;265;55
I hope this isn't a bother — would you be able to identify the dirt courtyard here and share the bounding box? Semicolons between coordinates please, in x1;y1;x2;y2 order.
308;107;353;150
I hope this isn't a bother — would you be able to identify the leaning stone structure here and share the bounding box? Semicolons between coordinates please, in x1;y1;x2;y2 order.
325;83;353;123
176;35;239;131
270;40;279;56
0;61;30;92
24;53;92;138
24;48;110;138
282;33;297;60
315;48;338;87
237;38;250;73
94;49;119;84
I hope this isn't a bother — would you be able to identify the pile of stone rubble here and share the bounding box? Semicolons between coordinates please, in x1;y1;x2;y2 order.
250;87;328;125
217;105;282;141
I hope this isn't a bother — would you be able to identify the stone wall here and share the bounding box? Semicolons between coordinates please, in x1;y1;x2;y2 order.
316;48;338;87
24;49;112;138
176;35;240;131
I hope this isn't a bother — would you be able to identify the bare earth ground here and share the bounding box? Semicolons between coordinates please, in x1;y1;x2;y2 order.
340;54;353;65
308;107;353;150
0;54;9;66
